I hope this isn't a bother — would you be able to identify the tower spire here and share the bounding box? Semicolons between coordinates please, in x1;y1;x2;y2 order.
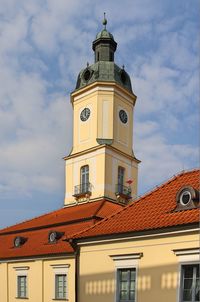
102;12;107;29
92;14;117;63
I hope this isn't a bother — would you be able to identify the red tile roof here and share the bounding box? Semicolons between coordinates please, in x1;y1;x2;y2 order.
0;199;122;234
0;169;199;259
73;169;200;239
0;199;122;259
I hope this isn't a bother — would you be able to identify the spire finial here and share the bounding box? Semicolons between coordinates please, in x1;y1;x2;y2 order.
102;12;107;29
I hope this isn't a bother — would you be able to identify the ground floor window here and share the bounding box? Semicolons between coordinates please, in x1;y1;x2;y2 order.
180;264;200;302
17;275;27;298
55;274;67;300
117;268;136;302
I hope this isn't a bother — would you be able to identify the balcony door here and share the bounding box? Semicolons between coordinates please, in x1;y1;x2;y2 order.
118;167;125;192
81;165;89;193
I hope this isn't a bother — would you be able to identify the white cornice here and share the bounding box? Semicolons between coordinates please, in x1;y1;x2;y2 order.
72;84;135;105
0;254;74;264
77;228;199;246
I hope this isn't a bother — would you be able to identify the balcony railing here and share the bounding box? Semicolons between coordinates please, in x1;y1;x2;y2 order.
73;182;92;197
115;184;132;199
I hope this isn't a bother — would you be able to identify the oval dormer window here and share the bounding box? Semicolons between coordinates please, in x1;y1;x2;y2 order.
14;236;26;248
48;231;64;243
180;190;192;206
83;68;92;82
49;231;57;243
175;185;199;211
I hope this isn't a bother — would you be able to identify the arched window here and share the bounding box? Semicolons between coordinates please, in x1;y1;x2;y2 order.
80;165;89;193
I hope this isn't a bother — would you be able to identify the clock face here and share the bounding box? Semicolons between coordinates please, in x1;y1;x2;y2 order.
119;109;128;124
80;108;90;122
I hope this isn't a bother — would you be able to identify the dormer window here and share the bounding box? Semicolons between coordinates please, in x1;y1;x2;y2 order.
175;186;199;211
180;190;192;206
48;231;63;243
14;236;26;248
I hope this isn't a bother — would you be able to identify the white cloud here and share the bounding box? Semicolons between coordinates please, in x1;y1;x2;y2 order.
136;133;198;195
0;0;198;228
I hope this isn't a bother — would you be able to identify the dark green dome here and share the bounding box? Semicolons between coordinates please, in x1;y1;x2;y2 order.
75;62;133;93
96;29;114;40
73;15;134;95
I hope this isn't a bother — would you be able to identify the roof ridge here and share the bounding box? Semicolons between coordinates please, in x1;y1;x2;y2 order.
93;200;106;217
0;199;112;235
136;168;200;202
71;201;131;239
0;206;63;233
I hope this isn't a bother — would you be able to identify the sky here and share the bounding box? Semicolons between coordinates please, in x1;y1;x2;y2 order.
0;0;199;229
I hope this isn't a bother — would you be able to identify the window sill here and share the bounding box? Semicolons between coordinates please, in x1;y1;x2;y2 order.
15;298;29;300
53;299;68;301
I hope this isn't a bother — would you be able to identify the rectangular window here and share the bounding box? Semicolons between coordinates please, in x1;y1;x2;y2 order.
55;274;67;300
118;167;125;185
117;268;136;302
117;166;125;194
17;275;27;298
80;165;89;193
180;264;200;302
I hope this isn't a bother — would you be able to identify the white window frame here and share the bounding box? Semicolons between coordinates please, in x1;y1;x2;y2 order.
14;266;29;299
51;264;70;300
173;248;200;302
110;253;143;302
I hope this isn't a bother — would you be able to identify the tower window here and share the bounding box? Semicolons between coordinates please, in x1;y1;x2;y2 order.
117;166;125;194
110;51;113;61
80;165;89;193
118;166;125;187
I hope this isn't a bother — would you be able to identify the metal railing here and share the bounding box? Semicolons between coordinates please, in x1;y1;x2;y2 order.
73;182;92;196
115;184;131;197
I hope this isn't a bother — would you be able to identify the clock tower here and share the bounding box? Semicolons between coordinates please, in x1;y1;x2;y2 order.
64;16;140;205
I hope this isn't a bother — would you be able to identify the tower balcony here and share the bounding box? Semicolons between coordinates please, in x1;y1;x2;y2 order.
73;183;92;198
115;184;132;199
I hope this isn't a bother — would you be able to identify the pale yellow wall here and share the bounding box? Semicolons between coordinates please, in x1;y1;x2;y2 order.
72;90;98;154
104;148;138;200
0;257;75;302
71;83;136;156
78;232;199;302
64;146;138;204
112;91;134;156
65;148;106;204
0;262;8;302
64;82;138;205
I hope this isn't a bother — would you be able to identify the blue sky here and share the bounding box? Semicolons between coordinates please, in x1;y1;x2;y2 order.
0;0;199;228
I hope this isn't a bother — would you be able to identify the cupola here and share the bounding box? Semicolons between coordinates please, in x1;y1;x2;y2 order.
75;14;133;93
92;13;117;62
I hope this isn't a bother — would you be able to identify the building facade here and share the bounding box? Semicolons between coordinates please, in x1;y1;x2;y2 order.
0;17;199;302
